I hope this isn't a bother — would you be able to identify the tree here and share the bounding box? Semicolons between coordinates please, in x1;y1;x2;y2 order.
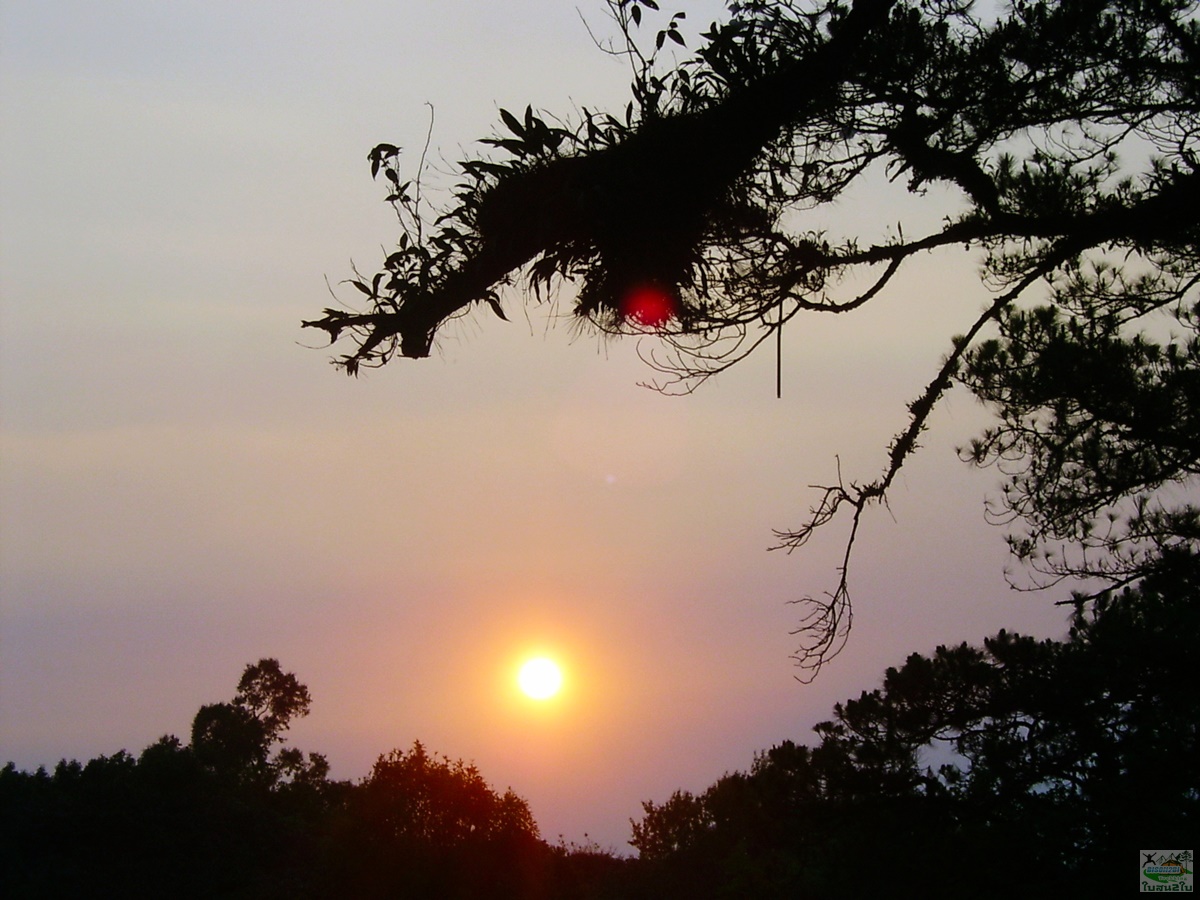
190;657;320;785
355;740;539;848
958;293;1200;592
316;741;549;899
1;663;573;900
629;789;712;861
625;553;1200;896
233;656;313;740
305;0;1200;675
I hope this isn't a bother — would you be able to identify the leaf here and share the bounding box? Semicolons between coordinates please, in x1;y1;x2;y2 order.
349;280;373;297
656;29;666;50
368;143;400;180
631;4;641;25
499;108;525;138
667;27;685;46
473;160;511;177
485;297;509;321
495;139;531;156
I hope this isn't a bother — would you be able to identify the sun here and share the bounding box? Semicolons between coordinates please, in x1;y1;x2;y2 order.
517;657;563;700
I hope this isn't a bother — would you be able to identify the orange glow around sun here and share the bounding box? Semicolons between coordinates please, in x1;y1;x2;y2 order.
518;657;563;700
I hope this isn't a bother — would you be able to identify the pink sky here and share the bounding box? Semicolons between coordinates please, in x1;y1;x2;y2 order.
1;0;1071;850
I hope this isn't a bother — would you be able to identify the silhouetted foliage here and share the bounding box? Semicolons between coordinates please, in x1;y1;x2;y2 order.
0;661;624;900
624;551;1200;897
15;1;1193;894
4;590;1196;897
960;296;1200;591
0;662;342;898
190;657;318;787
306;0;1200;676
317;741;549;899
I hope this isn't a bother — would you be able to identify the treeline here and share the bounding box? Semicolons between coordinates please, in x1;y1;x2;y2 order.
624;552;1200;898
4;558;1197;898
0;658;625;899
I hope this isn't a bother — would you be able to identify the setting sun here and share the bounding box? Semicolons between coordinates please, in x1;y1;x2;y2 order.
518;657;563;700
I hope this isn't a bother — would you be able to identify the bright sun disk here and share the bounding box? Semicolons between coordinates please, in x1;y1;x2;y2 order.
518;657;563;700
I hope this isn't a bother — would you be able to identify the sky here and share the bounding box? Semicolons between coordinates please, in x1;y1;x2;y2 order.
1;0;1071;851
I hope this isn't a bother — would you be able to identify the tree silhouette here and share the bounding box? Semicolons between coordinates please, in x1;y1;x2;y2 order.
959;294;1200;592
2;662;607;900
323;741;549;898
355;740;539;848
189;657;321;786
3;637;1193;896
306;0;1200;675
233;657;312;740
626;551;1200;897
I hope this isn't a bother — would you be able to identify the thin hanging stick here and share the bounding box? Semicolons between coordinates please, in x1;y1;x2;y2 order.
776;307;783;399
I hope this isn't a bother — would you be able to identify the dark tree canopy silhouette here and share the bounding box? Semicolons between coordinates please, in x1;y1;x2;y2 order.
1;660;618;900
3;605;1195;897
327;742;551;898
190;657;323;785
626;551;1200;897
305;0;1200;676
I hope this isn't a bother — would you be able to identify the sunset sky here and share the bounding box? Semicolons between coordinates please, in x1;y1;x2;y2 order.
1;0;1071;850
